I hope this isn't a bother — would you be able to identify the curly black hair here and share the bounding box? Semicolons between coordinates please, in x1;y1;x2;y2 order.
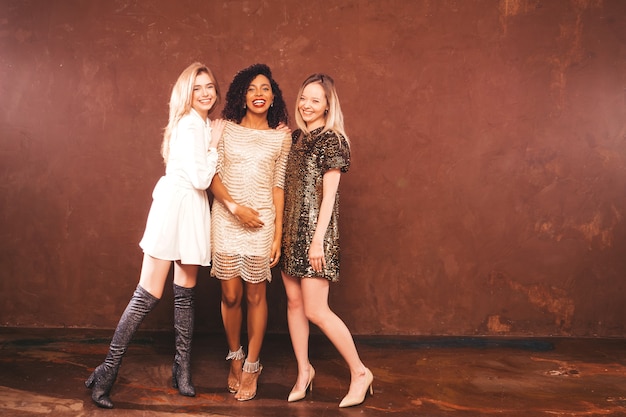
222;63;289;128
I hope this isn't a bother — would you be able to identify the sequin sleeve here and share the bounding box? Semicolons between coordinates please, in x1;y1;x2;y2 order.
318;131;351;174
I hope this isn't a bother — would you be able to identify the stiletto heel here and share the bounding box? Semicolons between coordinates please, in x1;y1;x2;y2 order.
339;368;373;408
287;365;315;402
226;346;245;393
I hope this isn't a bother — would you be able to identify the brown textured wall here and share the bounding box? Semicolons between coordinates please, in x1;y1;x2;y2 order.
1;0;625;336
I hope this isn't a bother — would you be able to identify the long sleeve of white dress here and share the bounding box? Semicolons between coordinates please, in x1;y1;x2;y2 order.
167;111;218;190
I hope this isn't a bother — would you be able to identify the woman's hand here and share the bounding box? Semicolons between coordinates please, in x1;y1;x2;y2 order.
232;204;264;228
276;122;291;135
308;240;325;273
269;238;281;268
209;119;226;148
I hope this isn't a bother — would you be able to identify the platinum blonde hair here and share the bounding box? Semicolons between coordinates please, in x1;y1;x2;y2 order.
294;73;350;148
161;62;220;164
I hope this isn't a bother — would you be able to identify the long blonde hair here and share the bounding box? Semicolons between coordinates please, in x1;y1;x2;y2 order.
294;73;350;148
161;62;221;164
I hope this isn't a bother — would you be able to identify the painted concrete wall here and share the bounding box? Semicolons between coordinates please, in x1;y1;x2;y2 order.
1;0;625;336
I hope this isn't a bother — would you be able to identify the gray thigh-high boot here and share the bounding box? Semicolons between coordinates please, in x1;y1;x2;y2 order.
85;284;159;408
172;283;196;396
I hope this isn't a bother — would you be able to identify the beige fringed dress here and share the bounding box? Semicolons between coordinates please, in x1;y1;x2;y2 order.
210;121;291;283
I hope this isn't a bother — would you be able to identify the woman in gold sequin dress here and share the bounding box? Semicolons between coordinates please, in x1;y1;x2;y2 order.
281;74;373;408
209;64;291;401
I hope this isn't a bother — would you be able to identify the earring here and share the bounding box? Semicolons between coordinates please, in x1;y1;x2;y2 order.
243;104;247;109
271;102;274;107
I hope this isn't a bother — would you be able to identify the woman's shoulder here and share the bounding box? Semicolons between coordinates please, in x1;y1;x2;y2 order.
178;111;206;128
317;129;349;148
223;120;237;131
319;128;339;139
222;121;247;136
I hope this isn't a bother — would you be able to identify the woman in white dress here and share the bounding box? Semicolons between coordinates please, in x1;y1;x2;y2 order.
85;62;225;409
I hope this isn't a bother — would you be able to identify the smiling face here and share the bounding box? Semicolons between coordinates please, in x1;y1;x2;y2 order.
298;82;328;131
191;71;217;118
245;74;274;115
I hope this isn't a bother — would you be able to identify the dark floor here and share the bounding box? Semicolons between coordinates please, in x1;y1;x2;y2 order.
0;328;625;416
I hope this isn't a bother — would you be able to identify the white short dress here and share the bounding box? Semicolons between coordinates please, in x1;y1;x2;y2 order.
139;110;218;266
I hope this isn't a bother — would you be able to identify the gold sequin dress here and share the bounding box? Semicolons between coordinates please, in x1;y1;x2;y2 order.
210;121;291;283
281;128;351;282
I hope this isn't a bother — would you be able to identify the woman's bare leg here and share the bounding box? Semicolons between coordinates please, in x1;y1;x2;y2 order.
301;278;370;399
234;280;267;401
138;254;173;298
244;280;267;363
173;261;198;288
220;278;244;352
282;272;313;392
220;278;245;392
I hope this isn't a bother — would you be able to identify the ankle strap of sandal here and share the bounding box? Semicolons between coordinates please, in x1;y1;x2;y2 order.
242;359;260;373
226;346;245;361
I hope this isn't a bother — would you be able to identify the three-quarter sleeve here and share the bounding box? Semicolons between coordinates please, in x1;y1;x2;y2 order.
216;127;225;178
272;132;292;189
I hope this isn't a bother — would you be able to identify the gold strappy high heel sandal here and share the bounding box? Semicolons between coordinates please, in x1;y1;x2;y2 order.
235;359;262;401
226;346;245;394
